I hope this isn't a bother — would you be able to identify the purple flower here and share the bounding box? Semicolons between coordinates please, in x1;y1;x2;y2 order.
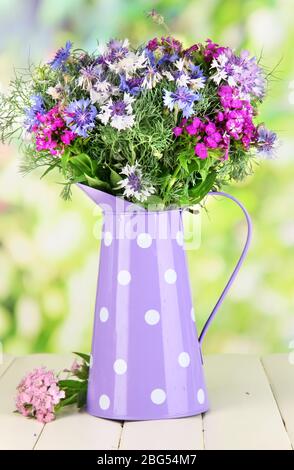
189;64;206;82
119;75;142;96
24;95;46;132
163;87;200;118
65;99;97;137
103;38;129;64
204;39;227;62
117;162;155;202
49;41;72;70
78;64;102;91
211;49;266;100
147;38;159;51
98;93;135;130
256;125;277;157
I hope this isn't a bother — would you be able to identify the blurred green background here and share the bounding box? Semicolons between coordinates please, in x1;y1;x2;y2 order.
0;0;293;356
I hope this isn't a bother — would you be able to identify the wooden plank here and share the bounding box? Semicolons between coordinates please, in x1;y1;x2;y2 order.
120;417;203;450
0;355;15;378
202;354;291;450
35;411;122;450
262;354;294;448
0;353;122;450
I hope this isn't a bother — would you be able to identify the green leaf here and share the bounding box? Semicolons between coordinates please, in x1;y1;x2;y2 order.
69;153;94;176
188;159;200;173
110;169;122;187
61;149;70;175
178;153;189;172
73;352;90;364
145;195;164;205
56;393;78;410
75;366;89;381
40;160;60;179
85;174;111;191
58;379;86;390
188;170;217;204
77;389;87;409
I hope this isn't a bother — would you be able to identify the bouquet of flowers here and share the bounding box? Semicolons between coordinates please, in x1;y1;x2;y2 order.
15;353;89;423
0;36;277;207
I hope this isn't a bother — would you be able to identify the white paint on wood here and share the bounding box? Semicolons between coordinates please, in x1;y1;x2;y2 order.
202;354;291;450
120;417;203;450
0;355;15;378
35;410;122;450
262;354;294;448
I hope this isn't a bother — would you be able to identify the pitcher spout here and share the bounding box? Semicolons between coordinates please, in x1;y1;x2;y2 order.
77;183;145;213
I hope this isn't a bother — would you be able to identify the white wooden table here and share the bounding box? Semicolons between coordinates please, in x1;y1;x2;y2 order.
0;354;293;450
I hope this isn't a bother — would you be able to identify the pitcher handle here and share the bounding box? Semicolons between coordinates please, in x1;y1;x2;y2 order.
197;191;253;345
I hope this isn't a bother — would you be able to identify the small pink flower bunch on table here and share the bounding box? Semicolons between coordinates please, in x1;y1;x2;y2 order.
15;353;89;423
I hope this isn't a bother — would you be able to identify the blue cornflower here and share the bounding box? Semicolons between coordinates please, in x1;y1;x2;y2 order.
163;87;200;118
65;99;97;137
256;125;277;158
24;95;45;131
49;41;72;70
157;53;179;66
189;64;206;81
119;75;142;96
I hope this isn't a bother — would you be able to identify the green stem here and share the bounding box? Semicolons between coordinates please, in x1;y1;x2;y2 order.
163;163;182;204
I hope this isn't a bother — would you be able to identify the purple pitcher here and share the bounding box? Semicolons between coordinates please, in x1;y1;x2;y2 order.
79;184;252;420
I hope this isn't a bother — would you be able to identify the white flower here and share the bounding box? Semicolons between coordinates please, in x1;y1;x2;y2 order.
90;80;119;105
175;58;186;72
98;93;135;130
108;51;147;79
189;77;206;91
117;162;155;202
210;53;230;84
161;70;175;81
142;67;162;89
176;73;191;87
47;83;63;99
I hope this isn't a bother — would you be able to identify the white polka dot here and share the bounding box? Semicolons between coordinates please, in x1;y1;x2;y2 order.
145;309;160;325
99;307;109;322
103;231;113;247
191;307;195;322
137;233;152;249
151;388;166;405
197;388;205;405
117;270;131;285
89;354;93;369
176;231;184;246
99;394;110;410
164;269;177;284
178;352;190;368
113;359;127;375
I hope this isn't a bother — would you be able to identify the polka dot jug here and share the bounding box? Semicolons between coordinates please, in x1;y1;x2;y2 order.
79;184;252;420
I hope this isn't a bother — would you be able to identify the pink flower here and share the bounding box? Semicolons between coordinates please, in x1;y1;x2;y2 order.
147;37;159;51
32;106;77;156
194;142;208;159
205;136;218;148
173;126;183;137
205;122;216;135
186;117;202;135
70;359;82;374
61;130;76;145
15;367;65;423
186;123;198;135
